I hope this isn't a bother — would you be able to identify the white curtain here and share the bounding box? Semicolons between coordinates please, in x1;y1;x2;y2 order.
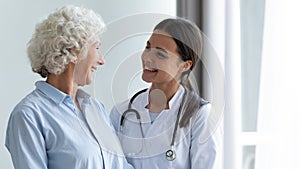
255;0;300;168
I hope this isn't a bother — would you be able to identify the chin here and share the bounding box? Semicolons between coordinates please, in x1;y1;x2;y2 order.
86;79;93;85
141;76;152;83
79;79;92;86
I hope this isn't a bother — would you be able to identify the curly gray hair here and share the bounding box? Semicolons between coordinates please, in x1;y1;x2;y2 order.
27;5;105;78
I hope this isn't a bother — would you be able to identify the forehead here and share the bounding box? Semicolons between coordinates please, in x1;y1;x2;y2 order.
148;30;178;53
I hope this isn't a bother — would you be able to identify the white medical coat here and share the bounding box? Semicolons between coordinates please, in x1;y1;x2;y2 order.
110;85;223;169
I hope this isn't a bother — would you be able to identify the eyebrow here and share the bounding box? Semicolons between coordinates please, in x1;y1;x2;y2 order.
92;41;101;46
146;41;168;54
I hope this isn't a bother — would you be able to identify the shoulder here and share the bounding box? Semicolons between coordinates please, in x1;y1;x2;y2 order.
179;89;210;127
185;101;211;129
10;90;45;119
196;102;211;121
6;92;46;137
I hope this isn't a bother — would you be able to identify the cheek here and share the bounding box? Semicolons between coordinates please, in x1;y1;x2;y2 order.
74;60;90;79
141;51;146;60
158;62;180;75
141;51;151;64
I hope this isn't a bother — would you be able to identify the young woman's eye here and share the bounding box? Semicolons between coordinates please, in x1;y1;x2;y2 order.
156;51;167;58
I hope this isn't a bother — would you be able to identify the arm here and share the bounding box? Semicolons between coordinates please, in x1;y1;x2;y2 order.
190;104;224;169
5;106;47;169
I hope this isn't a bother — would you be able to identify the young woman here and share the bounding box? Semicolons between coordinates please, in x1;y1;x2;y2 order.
110;18;223;169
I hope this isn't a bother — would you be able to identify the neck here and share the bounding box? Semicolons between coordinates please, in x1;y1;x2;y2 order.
150;80;180;104
46;64;78;101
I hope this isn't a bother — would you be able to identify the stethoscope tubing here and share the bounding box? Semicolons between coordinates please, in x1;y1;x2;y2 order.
120;108;145;138
119;88;187;161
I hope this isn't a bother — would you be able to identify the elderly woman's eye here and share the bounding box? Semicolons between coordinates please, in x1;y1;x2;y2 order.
95;44;100;50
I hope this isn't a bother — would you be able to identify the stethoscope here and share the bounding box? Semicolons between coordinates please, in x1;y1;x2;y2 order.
120;88;186;161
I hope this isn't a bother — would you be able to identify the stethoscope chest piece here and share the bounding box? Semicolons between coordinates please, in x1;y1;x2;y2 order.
166;149;176;161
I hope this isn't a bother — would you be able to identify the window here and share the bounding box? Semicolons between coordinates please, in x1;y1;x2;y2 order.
240;0;265;169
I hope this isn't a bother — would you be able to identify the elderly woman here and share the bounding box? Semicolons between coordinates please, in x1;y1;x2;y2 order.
5;5;132;169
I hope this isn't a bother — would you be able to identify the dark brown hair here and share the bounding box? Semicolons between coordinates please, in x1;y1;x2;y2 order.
154;18;206;127
154;18;203;90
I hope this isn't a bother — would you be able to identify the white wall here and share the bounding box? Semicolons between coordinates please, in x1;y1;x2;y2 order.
0;0;175;168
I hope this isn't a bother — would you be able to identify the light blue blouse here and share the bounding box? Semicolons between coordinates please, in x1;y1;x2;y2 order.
5;81;133;169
